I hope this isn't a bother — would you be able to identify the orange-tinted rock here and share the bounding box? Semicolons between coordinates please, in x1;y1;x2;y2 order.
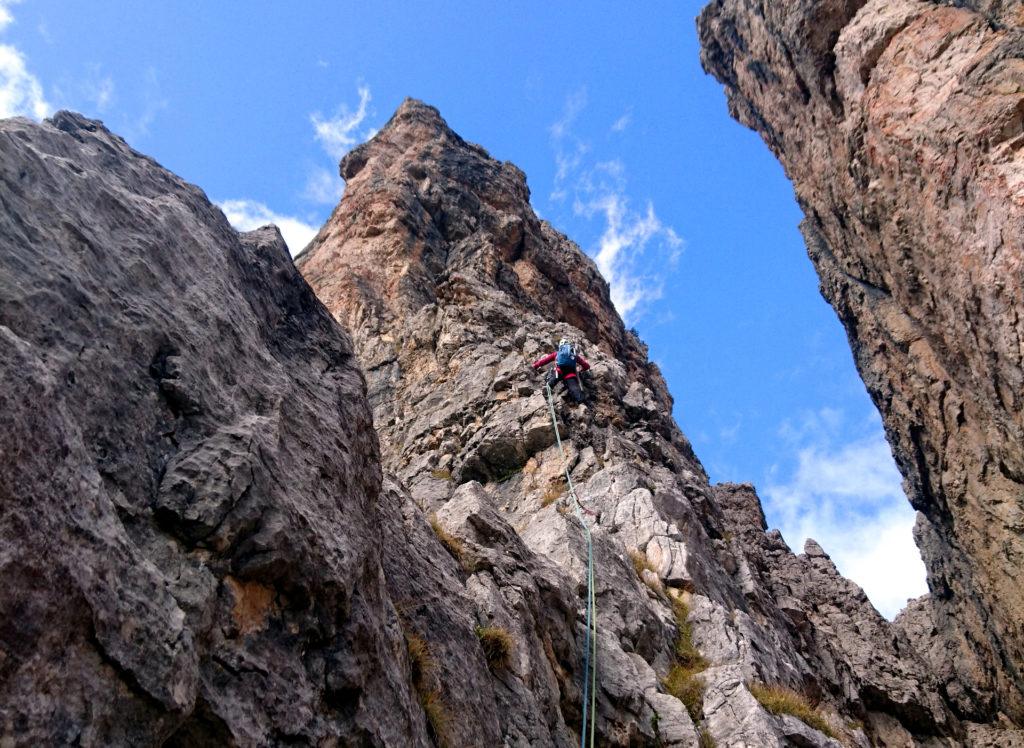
298;98;965;745
700;0;1024;723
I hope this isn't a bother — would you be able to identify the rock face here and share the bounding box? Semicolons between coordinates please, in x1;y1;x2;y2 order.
296;99;970;746
699;0;1024;726
3;100;1017;746
0;113;421;745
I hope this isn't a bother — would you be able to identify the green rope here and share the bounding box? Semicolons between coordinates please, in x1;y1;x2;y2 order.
545;382;598;748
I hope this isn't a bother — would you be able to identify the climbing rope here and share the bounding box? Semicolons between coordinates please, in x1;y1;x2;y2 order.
545;382;598;748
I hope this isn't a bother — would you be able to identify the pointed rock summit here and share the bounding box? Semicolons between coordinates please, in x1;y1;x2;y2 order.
2;89;1019;744
297;99;965;746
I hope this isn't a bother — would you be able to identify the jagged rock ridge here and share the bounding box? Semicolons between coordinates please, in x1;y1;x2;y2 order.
296;98;983;746
699;0;1024;729
0;98;1015;745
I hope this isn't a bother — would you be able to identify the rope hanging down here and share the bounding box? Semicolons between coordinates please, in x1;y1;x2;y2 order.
545;382;598;748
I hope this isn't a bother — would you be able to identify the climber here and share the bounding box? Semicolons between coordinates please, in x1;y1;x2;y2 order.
532;338;590;404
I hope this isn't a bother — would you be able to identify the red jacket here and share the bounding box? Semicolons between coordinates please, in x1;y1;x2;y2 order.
531;351;591;380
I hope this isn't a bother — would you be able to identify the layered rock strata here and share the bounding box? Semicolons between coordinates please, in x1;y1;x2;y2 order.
296;99;967;746
699;0;1024;726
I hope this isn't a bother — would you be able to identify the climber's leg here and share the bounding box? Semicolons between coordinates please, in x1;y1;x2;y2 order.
564;376;585;404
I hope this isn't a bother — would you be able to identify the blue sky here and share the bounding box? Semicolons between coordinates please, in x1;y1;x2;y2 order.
0;0;927;618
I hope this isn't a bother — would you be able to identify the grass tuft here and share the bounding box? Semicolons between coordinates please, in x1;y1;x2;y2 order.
475;625;514;671
429;514;467;568
698;726;717;748
405;632;433;683
419;687;452;747
671;598;707;670
405;632;452;747
629;549;664;594
629;549;655;577
541;478;564;507
664;663;707;722
748;682;837;739
662;597;709;721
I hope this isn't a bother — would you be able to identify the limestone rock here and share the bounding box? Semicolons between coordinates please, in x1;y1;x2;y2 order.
297;98;962;746
0;113;416;745
699;0;1024;726
4;92;1014;744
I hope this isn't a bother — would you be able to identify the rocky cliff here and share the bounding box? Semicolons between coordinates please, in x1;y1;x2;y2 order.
699;0;1024;728
0;112;420;746
1;98;1018;745
294;99;987;746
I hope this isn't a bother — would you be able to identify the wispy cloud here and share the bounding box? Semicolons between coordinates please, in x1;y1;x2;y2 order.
82;71;114;113
0;1;51;119
548;89;684;319
120;68;167;142
577;190;681;320
549;87;588;202
548;91;681;323
611;108;632;133
549;87;587;141
303;166;343;205
763;409;927;619
218;85;375;256
218;199;319;257
0;0;16;32
311;85;372;160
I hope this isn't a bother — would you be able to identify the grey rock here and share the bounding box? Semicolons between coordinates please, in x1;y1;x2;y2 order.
0;113;415;746
297;99;967;746
4;94;1013;746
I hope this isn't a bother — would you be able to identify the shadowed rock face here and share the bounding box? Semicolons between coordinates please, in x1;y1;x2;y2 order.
297;98;968;746
0;113;422;746
699;0;1024;724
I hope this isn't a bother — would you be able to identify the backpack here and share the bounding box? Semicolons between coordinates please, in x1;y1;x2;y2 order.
555;342;576;369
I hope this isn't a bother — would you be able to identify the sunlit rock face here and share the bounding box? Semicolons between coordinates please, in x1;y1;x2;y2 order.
699;0;1024;726
297;98;969;746
2;96;1015;745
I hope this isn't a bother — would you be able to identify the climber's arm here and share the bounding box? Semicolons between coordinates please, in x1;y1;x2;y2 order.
532;352;556;369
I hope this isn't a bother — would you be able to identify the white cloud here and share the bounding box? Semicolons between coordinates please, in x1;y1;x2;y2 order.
552;140;588;200
0;0;15;33
547;93;683;324
218;199;319;257
303;166;343;205
577;192;680;321
82;72;114;113
611;108;632;133
763;411;927;619
0;2;51;120
120;68;167;142
311;85;371;159
549;87;586;141
0;45;47;118
550;88;589;203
